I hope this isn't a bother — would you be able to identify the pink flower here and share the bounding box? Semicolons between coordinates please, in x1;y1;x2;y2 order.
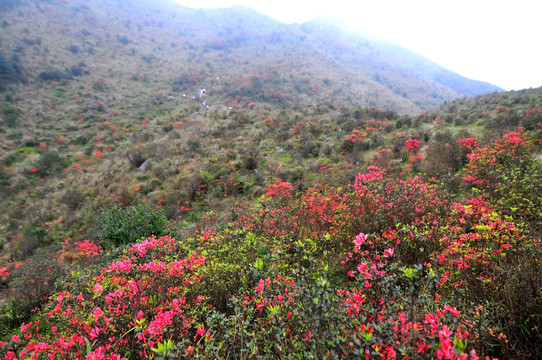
0;266;9;277
357;262;368;273
89;326;104;340
354;233;367;247
437;325;454;359
93;307;103;322
383;248;394;258
256;279;264;294
92;283;103;295
449;307;461;316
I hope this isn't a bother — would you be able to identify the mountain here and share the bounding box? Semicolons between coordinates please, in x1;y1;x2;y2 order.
0;0;500;119
1;1;542;358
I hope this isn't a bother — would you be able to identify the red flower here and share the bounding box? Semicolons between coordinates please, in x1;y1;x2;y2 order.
405;139;421;151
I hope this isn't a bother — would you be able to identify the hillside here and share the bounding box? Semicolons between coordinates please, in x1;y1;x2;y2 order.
428;86;542;131
0;0;500;118
0;92;540;358
1;0;541;359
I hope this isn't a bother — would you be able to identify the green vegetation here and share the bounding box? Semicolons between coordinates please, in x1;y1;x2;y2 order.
0;102;20;127
34;150;66;177
99;203;168;248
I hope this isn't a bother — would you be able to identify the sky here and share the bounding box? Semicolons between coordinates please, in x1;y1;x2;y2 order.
174;0;542;91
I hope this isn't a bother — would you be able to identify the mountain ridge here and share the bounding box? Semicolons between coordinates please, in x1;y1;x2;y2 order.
0;0;501;117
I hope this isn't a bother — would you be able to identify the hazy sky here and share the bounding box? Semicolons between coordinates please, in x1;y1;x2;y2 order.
174;0;541;91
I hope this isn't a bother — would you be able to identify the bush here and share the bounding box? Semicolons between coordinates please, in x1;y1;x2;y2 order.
66;64;84;77
0;236;207;359
0;102;20;127
34;150;65;177
99;203;167;247
0;53;15;79
2;248;65;338
37;68;65;82
117;35;130;45
60;188;85;211
67;44;79;54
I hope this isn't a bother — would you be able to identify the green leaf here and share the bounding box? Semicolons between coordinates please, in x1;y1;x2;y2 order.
84;336;91;355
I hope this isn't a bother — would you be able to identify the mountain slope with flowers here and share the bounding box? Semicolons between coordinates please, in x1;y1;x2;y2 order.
0;84;541;358
1;0;542;359
0;0;499;120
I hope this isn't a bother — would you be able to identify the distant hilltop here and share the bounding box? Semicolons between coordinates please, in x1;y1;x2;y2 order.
0;0;501;114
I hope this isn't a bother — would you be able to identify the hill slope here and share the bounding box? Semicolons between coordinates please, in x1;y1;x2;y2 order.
0;0;500;118
0;1;542;358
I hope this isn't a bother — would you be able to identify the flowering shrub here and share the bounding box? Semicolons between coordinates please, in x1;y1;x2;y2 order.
405;138;421;151
0;236;207;359
524;106;541;119
200;241;484;359
461;128;541;234
264;179;293;199
456;137;479;150
59;238;102;264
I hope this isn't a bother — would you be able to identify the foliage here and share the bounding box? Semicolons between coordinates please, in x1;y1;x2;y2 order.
99;203;168;248
0;102;20;127
37;68;67;82
0;236;206;359
0;54;15;80
34;151;66;177
461;127;542;235
1;249;66;339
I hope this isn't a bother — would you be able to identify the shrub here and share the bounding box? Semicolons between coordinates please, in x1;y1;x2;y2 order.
37;68;65;82
34;150;65;177
66;64;84;77
0;54;15;79
422;141;467;178
461;128;542;234
0;102;20;127
60;188;85;211
67;44;79;54
2;248;65;338
117;35;130;45
99;203;167;248
0;236;206;359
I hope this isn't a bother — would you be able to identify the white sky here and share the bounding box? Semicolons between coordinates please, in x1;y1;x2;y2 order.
174;0;542;91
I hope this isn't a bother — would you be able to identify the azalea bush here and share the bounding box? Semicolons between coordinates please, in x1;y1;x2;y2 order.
0;236;207;359
460;127;542;236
